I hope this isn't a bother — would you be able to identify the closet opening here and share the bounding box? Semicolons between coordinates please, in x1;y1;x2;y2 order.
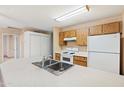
2;33;20;62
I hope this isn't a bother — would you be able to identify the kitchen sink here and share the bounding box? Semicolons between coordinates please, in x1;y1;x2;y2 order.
47;62;73;71
45;62;73;76
32;60;74;76
32;60;57;68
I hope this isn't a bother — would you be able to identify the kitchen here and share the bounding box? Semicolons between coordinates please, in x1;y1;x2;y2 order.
0;5;124;87
53;20;121;73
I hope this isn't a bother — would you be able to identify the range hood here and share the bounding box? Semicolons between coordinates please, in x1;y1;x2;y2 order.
64;37;77;41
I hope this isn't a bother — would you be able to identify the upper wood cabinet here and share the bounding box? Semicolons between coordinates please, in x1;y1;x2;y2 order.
69;30;76;37
64;31;69;38
76;28;89;46
64;30;76;38
89;22;121;36
59;32;66;46
89;25;103;36
103;22;121;34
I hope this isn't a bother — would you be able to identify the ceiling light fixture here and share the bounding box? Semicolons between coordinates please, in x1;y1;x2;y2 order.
55;5;90;22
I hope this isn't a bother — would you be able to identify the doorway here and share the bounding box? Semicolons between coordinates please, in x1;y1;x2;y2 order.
2;34;20;62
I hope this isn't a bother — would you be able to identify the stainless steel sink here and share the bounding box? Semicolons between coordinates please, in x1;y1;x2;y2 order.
32;60;58;68
32;60;74;76
46;62;73;76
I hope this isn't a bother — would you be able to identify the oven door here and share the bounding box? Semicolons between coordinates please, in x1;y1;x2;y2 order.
61;56;73;64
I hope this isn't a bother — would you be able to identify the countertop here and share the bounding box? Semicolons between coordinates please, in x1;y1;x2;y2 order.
56;51;88;57
74;52;88;57
1;59;124;87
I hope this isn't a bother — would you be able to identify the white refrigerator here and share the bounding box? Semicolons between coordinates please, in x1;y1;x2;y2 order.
88;33;120;74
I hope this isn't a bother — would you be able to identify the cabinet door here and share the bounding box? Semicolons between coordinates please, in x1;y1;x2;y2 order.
76;28;89;46
30;34;41;57
59;32;66;46
103;22;120;34
64;31;69;38
73;56;87;66
69;30;76;37
55;53;61;61
89;25;103;36
41;36;51;57
64;30;76;38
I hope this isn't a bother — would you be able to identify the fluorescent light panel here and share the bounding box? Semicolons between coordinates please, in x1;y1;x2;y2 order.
55;6;89;22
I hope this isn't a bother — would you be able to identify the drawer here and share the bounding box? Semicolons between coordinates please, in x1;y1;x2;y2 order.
55;53;60;56
73;56;87;61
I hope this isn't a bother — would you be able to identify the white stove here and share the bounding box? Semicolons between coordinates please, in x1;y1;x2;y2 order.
61;48;78;64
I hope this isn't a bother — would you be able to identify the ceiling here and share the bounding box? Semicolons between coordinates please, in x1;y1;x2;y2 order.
0;5;124;31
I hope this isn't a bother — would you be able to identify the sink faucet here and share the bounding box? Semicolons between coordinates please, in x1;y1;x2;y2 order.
47;55;52;60
41;55;52;68
41;56;46;68
47;55;52;64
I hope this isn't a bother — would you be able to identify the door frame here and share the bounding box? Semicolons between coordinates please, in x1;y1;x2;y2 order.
2;33;21;62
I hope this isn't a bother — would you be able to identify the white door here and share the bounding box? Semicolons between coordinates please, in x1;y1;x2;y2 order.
14;35;20;59
40;36;51;59
30;34;41;57
2;34;20;61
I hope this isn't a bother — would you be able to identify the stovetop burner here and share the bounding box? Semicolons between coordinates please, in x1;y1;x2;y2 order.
62;51;75;55
63;52;68;54
62;48;78;56
70;53;75;54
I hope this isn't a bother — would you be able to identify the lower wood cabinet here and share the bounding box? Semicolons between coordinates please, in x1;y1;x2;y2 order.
55;53;61;61
73;56;87;67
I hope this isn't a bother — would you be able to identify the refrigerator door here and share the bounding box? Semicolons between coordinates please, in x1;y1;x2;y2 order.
88;33;120;53
88;52;120;74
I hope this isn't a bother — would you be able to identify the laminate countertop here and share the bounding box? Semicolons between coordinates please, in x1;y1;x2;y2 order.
0;59;124;87
74;52;88;57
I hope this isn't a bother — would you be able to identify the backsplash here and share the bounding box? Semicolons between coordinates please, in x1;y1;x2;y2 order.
62;41;87;52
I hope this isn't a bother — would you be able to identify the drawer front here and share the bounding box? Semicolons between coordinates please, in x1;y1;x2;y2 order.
74;60;87;66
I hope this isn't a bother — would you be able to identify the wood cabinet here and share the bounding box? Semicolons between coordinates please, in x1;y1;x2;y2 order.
69;30;76;37
103;22;121;34
59;32;66;46
89;22;121;36
76;28;89;46
73;56;87;67
64;30;76;38
59;30;76;46
64;31;69;38
55;53;61;61
89;25;103;36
